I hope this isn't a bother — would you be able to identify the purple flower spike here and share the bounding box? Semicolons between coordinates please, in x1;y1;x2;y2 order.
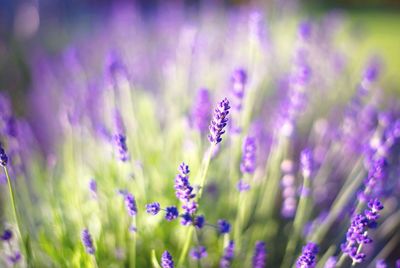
165;206;179;221
363;56;381;83
296;242;318;268
252;241;266;268
114;133;129;162
125;193;137;217
190;246;207;260
231;68;248;111
208;98;231;144
161;250;174;268
192;88;212;133
240;136;257;174
0;145;8;167
341;198;383;263
146;202;161;215
300;148;313;177
174;162;195;202
89;179;97;198
218;219;231;234
220;240;235;268
81;228;95;255
1;229;12;241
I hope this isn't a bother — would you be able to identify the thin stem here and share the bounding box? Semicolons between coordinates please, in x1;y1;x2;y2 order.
177;226;194;267
4;166;23;239
150;250;162;268
336;253;347;267
92;255;99;268
130;217;137;268
281;173;312;268
197;144;215;199
4;165;33;268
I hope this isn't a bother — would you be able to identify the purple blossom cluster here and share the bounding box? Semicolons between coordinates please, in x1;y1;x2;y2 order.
252;241;267;268
220;240;235;268
208;98;231;144
81;228;95;255
341;198;384;264
161;251;175;268
296;242;318;268
191;88;212;133
280;159;297;218
240;136;257;174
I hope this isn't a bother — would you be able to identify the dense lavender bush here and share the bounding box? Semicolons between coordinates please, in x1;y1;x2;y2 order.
0;3;399;268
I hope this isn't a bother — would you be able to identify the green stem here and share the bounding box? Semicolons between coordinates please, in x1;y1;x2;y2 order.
4;166;31;267
151;250;162;268
130;217;137;268
92;255;99;268
336;253;347;267
197;144;215;199
309;165;364;243
177;226;194;267
281;173;312;267
4;167;23;239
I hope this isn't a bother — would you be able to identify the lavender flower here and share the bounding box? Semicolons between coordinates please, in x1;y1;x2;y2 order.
217;219;231;234
296;242;318;268
237;179;251;192
174;162;195;203
81;228;95;255
240;136;257;174
208;98;231;144
323;256;336;268
231;68;247;111
281;173;297;218
363;56;381;83
0;145;8;167
192;88;212;133
190;246;207;260
298;21;312;41
1;229;12;241
252;241;266;268
146;202;161;215
341;198;383;264
89;179;97;198
300;148;313;178
181;213;192;226
125;193;137;217
376;259;387;268
114;133;129;162
161;250;174;268
182;201;198;214
220;240;235;268
7;251;21;265
165;206;179;221
194;215;205;229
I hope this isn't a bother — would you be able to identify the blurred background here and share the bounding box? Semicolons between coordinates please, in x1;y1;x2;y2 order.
0;0;399;115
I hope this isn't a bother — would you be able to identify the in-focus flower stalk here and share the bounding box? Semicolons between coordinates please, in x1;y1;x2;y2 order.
2;146;32;267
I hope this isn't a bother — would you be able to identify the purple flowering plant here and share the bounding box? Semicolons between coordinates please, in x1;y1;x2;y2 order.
0;3;400;268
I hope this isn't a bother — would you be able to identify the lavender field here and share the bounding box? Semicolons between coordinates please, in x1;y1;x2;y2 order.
1;1;400;267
